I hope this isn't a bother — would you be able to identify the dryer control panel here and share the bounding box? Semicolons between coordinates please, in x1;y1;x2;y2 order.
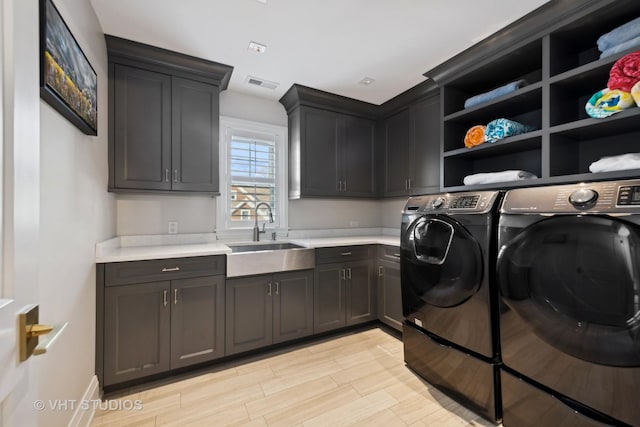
501;179;640;214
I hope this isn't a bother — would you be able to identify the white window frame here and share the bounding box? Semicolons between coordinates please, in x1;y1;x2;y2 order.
216;116;288;239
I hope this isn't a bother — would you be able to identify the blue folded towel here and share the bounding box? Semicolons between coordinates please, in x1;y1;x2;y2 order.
600;35;640;59
597;16;640;53
463;80;528;109
484;118;536;143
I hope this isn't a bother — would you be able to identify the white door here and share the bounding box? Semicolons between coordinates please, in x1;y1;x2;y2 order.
0;0;42;425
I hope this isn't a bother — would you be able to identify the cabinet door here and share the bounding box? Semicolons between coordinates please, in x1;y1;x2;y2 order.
171;77;220;193
377;260;403;331
225;276;273;355
383;109;411;196
113;65;171;190
314;264;346;333
410;94;440;194
342;116;376;197
346;260;376;325
170;275;225;369
273;270;314;344
104;281;171;385
301;108;341;196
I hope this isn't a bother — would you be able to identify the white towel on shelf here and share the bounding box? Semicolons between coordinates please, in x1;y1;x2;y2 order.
463;170;538;186
589;153;640;173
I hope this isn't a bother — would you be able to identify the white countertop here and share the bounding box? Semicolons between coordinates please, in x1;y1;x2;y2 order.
96;234;400;263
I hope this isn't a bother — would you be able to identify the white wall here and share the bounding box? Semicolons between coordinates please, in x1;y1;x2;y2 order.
37;0;115;425
380;198;407;230
289;199;382;230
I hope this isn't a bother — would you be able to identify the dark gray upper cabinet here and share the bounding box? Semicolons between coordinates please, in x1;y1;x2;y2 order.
225;269;314;356
106;35;232;194
280;85;377;199
381;88;441;197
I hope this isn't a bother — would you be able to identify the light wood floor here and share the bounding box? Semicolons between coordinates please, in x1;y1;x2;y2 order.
92;327;496;427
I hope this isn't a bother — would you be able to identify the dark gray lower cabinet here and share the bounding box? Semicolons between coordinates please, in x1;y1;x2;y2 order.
104;281;171;385
225;270;314;356
170;276;225;369
377;259;403;331
101;260;225;387
314;260;375;334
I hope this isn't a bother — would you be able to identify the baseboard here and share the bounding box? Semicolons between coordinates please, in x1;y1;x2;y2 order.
68;375;99;427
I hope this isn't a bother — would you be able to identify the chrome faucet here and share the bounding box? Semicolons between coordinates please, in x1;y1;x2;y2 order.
252;202;274;241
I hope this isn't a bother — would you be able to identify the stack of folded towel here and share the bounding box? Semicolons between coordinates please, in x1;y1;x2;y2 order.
585;51;640;118
589;153;640;173
463;80;528;109
463;170;538;186
598;17;640;59
463;118;536;148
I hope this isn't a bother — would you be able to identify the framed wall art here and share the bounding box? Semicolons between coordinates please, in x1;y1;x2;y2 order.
39;0;97;135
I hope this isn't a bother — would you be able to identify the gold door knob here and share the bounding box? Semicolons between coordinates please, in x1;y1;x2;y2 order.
27;324;54;338
19;304;67;361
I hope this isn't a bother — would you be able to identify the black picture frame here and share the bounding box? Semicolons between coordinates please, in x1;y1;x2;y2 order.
39;0;97;135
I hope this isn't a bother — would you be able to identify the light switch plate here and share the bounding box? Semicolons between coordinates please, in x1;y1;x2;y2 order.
168;221;178;234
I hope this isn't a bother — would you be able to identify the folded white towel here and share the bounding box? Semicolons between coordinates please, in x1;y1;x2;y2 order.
463;170;538;186
589;153;640;173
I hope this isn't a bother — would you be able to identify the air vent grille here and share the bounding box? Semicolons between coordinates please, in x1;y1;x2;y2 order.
245;75;279;90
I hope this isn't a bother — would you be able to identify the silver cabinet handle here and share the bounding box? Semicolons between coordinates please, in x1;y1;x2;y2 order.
173;169;178;183
165;168;170;182
163;290;168;307
340;269;346;280
347;267;352;280
407;178;412;189
405;179;409;190
275;282;279;295
268;283;272;296
378;266;384;277
341;252;352;256
393;253;401;258
174;289;178;305
162;267;180;272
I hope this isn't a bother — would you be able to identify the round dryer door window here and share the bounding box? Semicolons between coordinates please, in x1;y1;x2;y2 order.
404;215;483;308
498;215;640;367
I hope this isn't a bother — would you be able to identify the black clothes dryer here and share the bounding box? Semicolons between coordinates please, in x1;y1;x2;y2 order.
401;190;502;423
497;180;640;427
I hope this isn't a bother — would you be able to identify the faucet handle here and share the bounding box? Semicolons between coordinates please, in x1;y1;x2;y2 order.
271;231;277;241
261;223;266;233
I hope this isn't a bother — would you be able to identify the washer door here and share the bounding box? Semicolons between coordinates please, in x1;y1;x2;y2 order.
498;215;640;367
403;215;483;310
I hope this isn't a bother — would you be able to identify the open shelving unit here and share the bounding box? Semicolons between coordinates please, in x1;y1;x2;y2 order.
430;0;640;192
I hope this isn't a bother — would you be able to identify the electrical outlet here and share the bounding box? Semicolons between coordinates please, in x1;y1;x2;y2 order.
349;220;359;227
168;221;178;234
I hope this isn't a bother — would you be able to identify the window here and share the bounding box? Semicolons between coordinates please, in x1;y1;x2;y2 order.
217;117;287;235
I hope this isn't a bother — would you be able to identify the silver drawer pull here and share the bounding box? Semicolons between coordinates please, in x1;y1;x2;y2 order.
341;252;352;256
174;289;178;305
393;253;401;258
162;267;180;272
163;290;168;307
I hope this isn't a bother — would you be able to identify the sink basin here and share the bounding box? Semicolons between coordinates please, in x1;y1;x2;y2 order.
228;242;305;253
226;242;315;277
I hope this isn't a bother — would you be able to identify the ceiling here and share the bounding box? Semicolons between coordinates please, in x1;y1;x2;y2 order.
90;0;551;106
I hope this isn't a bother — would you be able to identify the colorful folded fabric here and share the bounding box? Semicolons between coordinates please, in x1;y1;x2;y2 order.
483;118;536;143
463;170;538;186
463;80;528;109
632;81;640;107
589;153;640;173
597;16;640;53
585;88;634;118
464;125;486;148
600;35;640;59
608;51;640;92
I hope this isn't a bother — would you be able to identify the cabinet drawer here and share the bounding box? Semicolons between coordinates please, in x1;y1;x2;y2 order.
378;245;401;263
316;245;372;264
105;255;225;286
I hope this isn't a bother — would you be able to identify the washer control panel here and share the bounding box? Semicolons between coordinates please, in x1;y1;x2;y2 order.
403;191;500;214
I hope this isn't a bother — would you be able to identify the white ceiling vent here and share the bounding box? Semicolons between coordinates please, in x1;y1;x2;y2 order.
245;76;279;90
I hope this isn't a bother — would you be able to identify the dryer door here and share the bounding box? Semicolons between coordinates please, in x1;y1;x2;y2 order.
402;214;483;314
497;215;640;367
